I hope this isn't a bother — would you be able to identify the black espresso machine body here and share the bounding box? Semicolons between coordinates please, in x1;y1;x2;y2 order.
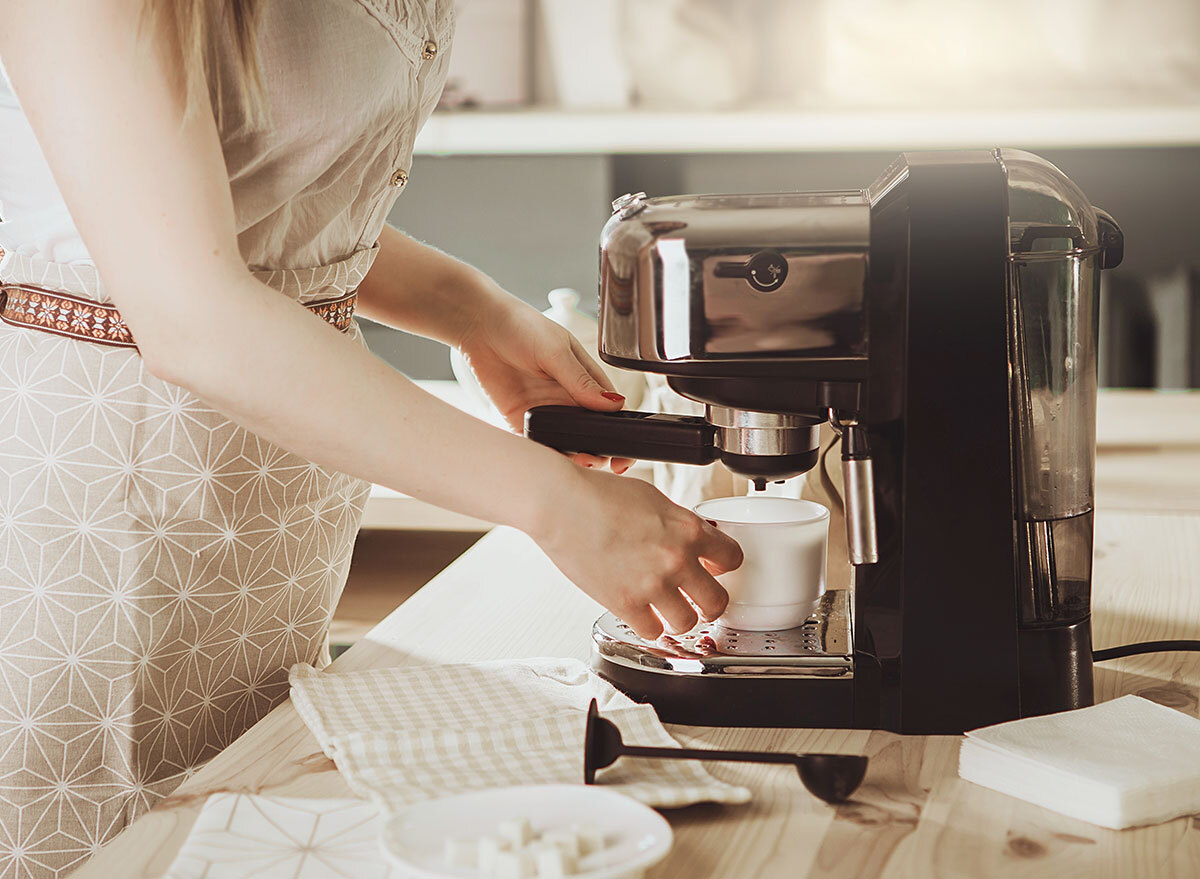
525;150;1124;735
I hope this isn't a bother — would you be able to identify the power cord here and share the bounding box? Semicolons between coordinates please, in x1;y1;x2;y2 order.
1093;640;1200;662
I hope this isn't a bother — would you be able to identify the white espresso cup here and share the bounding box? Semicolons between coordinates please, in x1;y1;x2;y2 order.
694;496;830;632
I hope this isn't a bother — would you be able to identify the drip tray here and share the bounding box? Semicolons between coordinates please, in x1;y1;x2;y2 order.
592;589;853;678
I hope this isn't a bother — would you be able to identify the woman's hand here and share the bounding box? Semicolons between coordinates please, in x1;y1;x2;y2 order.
354;230;634;472
532;464;743;640
457;287;634;473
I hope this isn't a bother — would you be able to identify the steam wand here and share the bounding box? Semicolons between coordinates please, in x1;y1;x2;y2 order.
830;411;879;565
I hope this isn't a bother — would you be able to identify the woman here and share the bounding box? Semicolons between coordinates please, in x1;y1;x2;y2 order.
0;1;741;875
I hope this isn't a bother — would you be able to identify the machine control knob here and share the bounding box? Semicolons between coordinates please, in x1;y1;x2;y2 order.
611;192;648;220
715;250;789;292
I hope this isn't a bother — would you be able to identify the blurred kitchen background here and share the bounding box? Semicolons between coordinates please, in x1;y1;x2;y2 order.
368;0;1200;388
336;0;1200;649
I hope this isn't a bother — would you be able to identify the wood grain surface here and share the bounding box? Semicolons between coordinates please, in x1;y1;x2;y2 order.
72;514;1200;879
71;393;1200;879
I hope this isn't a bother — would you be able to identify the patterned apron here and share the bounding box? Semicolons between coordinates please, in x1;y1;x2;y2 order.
0;0;456;872
0;253;374;876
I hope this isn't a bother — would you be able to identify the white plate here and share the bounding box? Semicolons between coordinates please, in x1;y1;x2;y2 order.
382;784;673;879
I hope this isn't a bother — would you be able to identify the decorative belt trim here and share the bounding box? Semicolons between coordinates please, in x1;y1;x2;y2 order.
0;283;358;349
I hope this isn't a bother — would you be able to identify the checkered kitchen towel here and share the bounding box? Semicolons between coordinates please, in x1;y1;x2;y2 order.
288;658;750;812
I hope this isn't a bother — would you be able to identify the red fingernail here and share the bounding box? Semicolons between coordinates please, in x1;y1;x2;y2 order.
705;519;718;527
615;463;631;475
601;392;625;402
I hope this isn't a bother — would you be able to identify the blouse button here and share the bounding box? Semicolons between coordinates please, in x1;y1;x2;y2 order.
390;169;409;189
422;40;438;60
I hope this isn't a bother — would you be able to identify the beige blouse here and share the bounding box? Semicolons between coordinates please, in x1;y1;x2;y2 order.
0;0;455;302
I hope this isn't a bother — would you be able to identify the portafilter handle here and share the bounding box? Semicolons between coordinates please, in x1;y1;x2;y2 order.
832;414;879;566
524;405;719;466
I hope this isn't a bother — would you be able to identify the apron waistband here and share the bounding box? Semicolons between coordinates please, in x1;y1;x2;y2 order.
0;282;358;350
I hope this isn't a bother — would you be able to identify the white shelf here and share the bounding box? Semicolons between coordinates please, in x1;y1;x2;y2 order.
362;484;492;532
414;106;1200;156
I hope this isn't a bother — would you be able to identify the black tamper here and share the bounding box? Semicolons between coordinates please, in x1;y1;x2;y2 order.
583;699;868;804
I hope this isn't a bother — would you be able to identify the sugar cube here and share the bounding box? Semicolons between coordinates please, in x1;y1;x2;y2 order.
498;816;533;848
443;837;477;869
539;831;582;859
478;835;511;874
492;849;535;879
570;822;604;856
530;842;577;878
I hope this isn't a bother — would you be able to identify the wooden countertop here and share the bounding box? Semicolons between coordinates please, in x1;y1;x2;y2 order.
76;391;1200;879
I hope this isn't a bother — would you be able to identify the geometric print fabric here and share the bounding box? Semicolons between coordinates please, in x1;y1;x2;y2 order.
0;323;369;879
164;794;400;879
0;0;458;871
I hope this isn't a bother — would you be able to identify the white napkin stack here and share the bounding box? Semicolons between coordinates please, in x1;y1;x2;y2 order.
288;657;750;815
958;695;1200;829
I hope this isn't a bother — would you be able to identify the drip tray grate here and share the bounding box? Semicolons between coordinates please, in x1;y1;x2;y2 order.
593;589;853;678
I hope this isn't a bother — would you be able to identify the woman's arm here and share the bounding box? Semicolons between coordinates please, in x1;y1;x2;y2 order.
355;224;493;349
0;0;739;639
357;225;633;475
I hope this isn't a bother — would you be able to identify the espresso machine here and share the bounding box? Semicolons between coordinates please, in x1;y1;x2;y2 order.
526;150;1123;735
